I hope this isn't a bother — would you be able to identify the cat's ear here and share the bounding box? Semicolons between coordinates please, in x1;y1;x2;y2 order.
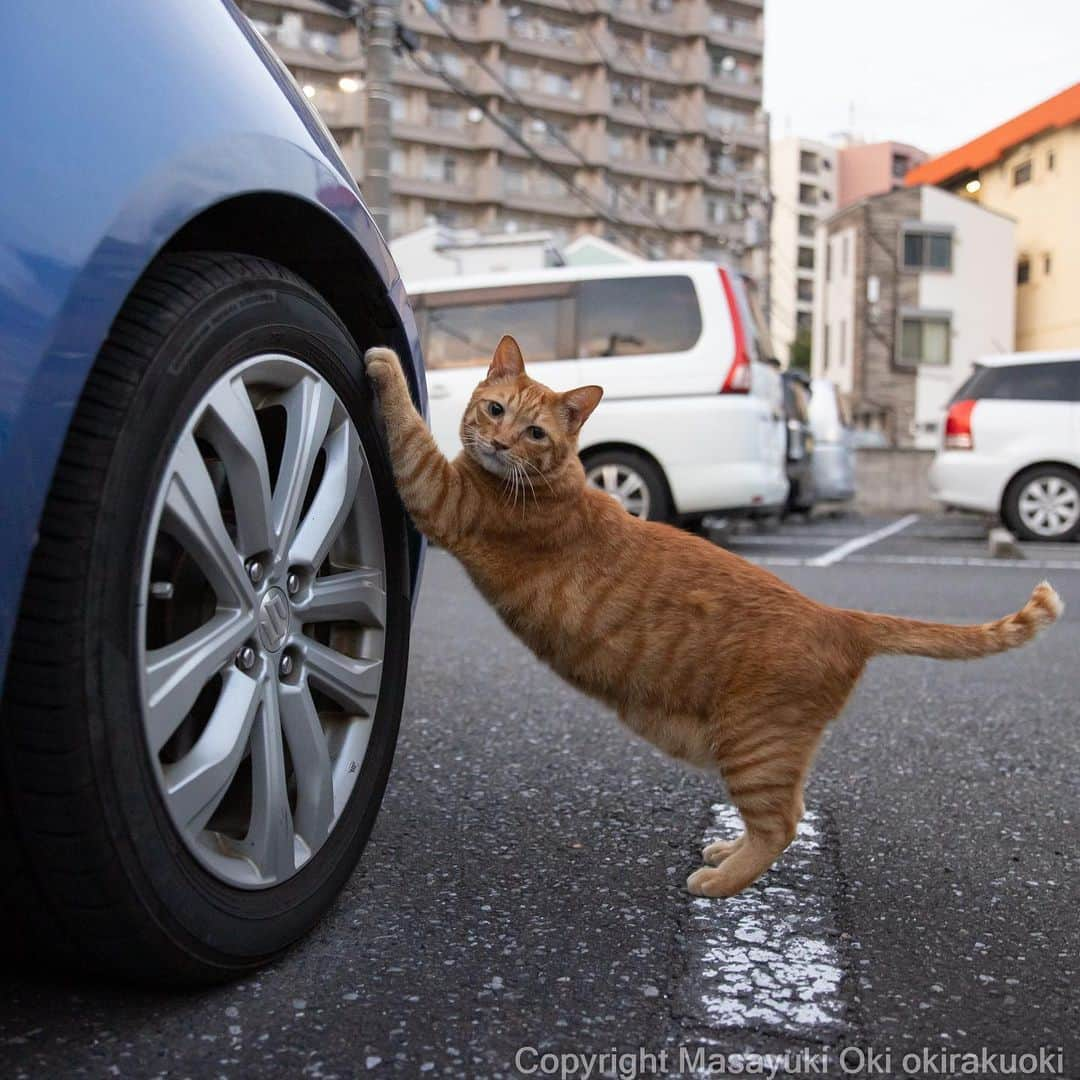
560;385;603;434
487;335;525;381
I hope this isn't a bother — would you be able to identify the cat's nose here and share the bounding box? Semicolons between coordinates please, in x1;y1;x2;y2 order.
491;439;509;452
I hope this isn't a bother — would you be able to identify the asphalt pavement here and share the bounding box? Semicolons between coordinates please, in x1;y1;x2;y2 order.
2;512;1077;1079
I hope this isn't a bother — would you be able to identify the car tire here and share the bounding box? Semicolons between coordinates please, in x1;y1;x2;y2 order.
0;252;411;984
1002;464;1080;543
583;449;672;522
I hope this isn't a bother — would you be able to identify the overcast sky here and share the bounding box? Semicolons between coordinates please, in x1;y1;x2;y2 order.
763;0;1080;155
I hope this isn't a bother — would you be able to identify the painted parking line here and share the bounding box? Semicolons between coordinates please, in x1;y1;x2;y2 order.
681;804;848;1036
806;514;920;567
746;553;1080;571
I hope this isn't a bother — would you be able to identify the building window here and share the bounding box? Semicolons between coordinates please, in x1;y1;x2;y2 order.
1013;160;1032;186
841;235;849;275
823;324;830;369
797;246;815;270
797;279;813;302
798;214;815;238
839;319;846;366
423;152;457;184
1047;149;1056;171
903;229;953;271
825;241;832;281
899;314;951;366
891;154;910;180
1044;252;1053;275
799;150;818;174
1017;256;1030;284
796;311;812;334
798;183;817;206
648;135;675;165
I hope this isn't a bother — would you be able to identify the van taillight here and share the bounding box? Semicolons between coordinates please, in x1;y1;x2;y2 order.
944;399;975;450
718;268;751;393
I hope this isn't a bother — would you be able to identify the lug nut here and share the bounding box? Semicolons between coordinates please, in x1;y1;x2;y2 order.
246;559;264;586
236;645;257;671
286;571;300;596
279;654;294;678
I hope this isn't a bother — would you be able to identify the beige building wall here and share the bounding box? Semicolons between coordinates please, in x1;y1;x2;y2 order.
954;124;1080;351
237;0;769;282
769;136;837;367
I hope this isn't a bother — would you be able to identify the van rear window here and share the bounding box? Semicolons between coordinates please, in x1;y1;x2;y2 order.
952;361;1080;403
577;276;701;357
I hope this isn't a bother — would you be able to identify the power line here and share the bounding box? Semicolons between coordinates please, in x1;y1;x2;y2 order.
413;0;678;242
401;45;658;257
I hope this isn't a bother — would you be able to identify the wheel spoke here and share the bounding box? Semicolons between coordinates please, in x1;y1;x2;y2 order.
162;669;261;832
302;638;382;716
279;682;335;849
289;419;362;572
163;433;254;607
199;375;274;558
246;681;296;881
145;611;254;754
601;464;618;493
300;569;385;628
272;376;335;562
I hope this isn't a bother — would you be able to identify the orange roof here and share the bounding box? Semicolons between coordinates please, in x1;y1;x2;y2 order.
906;81;1080;187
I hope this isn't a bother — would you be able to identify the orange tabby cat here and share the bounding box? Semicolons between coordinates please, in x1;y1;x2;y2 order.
365;336;1063;898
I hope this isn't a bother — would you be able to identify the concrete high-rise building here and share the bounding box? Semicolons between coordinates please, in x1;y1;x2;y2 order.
768;136;836;367
237;0;768;277
906;81;1080;352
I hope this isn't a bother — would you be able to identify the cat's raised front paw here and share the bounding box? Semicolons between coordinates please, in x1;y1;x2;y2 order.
364;346;402;391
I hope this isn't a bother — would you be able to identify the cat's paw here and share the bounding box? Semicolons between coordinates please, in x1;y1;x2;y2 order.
364;347;403;392
702;837;742;865
686;865;738;898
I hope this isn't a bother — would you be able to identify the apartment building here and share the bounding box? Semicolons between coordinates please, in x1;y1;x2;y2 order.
811;186;1014;449
237;0;768;276
836;140;927;209
906;81;1080;352
768;137;836;367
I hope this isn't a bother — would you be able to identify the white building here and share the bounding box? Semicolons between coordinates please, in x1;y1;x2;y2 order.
768;137;837;367
811;185;1014;449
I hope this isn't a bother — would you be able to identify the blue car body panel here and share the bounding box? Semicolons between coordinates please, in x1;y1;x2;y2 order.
0;1;426;688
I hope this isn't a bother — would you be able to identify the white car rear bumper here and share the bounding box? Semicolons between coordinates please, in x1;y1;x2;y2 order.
928;452;1005;515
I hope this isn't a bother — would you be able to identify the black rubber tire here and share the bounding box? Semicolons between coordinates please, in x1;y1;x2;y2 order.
0;252;411;985
581;448;673;522
1002;464;1080;543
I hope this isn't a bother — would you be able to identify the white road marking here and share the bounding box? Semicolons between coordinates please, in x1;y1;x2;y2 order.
683;804;848;1036
747;553;1080;571
806;513;920;567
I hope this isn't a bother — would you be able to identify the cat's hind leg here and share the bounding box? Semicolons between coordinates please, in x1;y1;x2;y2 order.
687;726;821;898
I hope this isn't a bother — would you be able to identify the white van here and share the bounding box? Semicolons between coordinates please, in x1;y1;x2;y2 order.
408;261;788;522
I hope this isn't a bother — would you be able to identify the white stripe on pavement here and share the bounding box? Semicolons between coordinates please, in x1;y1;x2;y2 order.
683;804;848;1035
807;513;920;567
746;553;1080;571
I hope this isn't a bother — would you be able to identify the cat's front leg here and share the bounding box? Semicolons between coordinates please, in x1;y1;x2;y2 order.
364;346;476;549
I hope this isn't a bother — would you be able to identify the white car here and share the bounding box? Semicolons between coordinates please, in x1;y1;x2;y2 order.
929;351;1080;541
408;261;788;522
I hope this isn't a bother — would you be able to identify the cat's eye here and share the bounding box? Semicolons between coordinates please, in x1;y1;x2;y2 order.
527;425;546;440
487;401;504;418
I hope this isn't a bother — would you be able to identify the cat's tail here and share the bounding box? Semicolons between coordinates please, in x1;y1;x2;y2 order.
851;581;1063;660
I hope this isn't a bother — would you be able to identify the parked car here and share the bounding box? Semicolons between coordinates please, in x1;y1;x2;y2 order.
808;378;856;503
0;0;425;984
781;370;816;513
409;262;789;522
929;351;1080;541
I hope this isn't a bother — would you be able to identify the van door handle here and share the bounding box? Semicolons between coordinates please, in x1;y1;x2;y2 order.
428;383;451;399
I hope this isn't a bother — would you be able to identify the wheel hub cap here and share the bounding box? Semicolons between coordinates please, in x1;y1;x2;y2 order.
257;587;291;652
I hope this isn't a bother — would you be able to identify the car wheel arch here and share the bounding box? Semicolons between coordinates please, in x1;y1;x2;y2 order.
1000;459;1080;517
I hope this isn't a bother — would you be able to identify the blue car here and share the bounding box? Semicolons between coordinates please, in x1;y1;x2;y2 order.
0;1;425;983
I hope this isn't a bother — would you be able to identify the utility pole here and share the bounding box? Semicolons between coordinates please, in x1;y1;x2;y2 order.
364;0;398;238
762;108;773;327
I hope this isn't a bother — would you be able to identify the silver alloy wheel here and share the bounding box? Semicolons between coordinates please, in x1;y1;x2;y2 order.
1018;474;1080;538
138;354;386;889
586;462;651;519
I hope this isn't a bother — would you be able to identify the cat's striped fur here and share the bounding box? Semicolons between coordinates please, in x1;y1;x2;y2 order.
366;336;1063;898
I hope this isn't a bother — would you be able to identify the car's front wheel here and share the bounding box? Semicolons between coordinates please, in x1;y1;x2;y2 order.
1;253;411;983
1002;464;1080;542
